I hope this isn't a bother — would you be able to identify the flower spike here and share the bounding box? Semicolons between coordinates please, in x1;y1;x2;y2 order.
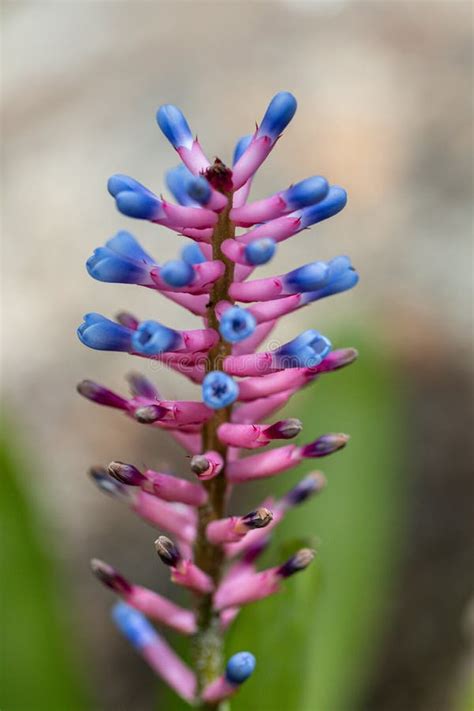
80;91;358;704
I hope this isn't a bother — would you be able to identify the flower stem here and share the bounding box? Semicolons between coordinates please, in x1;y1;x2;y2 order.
192;182;235;707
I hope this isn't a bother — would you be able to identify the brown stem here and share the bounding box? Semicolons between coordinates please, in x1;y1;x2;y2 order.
192;176;235;708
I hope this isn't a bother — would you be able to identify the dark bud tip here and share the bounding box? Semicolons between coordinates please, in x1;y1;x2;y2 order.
190;455;210;475
154;536;181;567
115;311;139;329
88;466;129;498
76;380;127;409
108;461;145;486
134;405;167;423
302;433;350;458
278;548;316;578
284;471;327;506
266;418;303;440
241;507;273;530
126;371;159;399
90;558;132;594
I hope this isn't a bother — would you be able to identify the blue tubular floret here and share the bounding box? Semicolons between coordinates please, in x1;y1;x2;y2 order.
219;306;257;344
202;371;239;409
86;231;155;285
225;652;256;685
156;104;194;150
77;313;134;352
283;176;329;210
299;185;347;228
244;238;276;265
257;91;297;141
274;330;332;368
131;320;181;356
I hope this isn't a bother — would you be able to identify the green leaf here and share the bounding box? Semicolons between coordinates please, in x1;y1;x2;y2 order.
0;423;90;711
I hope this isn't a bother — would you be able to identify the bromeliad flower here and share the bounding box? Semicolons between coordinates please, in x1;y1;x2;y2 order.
78;91;359;706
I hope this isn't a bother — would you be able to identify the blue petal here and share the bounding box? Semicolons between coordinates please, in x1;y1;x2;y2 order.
233;135;253;165
186;176;211;205
219;307;256;344
225;652;256;685
181;242;206;265
115;191;161;220
244;238;276;266
132;320;180;355
258;92;297;141
284;176;329;210
299;186;347;228
304;269;359;303
160;260;195;287
202;371;239;409
112;602;158;650
156;104;193;150
284;261;330;292
166;165;198;207
105;231;155;264
77;314;133;352
107;174;149;198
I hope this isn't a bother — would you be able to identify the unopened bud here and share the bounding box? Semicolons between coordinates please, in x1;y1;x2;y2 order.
278;548;315;578
154;536;181;567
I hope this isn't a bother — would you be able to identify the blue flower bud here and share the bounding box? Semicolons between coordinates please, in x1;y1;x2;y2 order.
160;259;195;287
165;165;198;207
112;602;158;650
225;652;256;685
284;261;330;292
302;257;359;304
77;313;133;352
115;191;161;220
202;371;239;409
132;320;181;355
86;231;155;285
156;104;193;150
284;176;329;210
107;174;146;198
274;330;332;368
257;91;297;141
181;242;206;265
219;306;257;344
185;176;211;205
244;238;276;266
233;135;253;165
299;186;347;228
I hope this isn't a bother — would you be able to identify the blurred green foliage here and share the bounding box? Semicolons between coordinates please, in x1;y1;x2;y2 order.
0;426;89;711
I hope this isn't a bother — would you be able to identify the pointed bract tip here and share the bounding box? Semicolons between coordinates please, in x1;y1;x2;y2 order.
108;461;145;486
154;536;181;567
278;548;316;578
90;558;132;594
190;455;210;476
134;404;167;423
241;507;273;530
285;471;327;506
225;651;256;685
266;418;303;440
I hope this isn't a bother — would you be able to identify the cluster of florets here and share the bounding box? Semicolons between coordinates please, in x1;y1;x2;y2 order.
78;91;358;705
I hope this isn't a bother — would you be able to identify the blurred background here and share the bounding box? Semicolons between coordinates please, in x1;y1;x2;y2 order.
1;1;473;710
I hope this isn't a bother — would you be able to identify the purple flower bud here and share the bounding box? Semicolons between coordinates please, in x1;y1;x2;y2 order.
154;536;182;567
108;461;146;486
115;311;139;329
301;433;350;458
240;508;273;530
125;372;159;400
90;558;132;595
277;548;315;578
283;472;327;506
264;418;303;440
77;380;128;409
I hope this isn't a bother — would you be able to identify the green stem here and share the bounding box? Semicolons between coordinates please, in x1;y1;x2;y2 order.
192;188;235;708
